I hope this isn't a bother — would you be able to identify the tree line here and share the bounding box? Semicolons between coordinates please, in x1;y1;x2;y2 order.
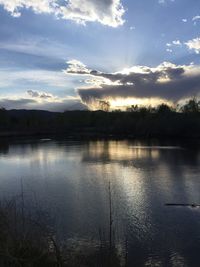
0;98;200;138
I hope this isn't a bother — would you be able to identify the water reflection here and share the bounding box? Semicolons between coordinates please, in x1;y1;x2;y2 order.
81;141;164;163
0;139;200;266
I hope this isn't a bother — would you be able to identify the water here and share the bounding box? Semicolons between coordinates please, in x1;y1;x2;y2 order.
0;138;200;266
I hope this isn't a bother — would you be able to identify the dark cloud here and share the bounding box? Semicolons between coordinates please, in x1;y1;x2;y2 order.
66;61;200;103
0;97;87;111
86;66;185;84
0;98;36;109
38;99;87;112
78;77;199;102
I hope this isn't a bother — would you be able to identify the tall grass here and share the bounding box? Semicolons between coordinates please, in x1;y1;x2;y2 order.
0;186;127;267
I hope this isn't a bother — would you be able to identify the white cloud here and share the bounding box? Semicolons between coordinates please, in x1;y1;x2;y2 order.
0;0;125;27
166;40;182;48
27;89;54;99
166;37;200;55
182;18;187;23
192;15;200;21
65;60;91;75
172;40;181;46
185;38;200;54
0;0;54;17
158;0;175;4
129;26;135;30
166;48;172;53
165;40;181;52
60;0;125;27
192;15;200;25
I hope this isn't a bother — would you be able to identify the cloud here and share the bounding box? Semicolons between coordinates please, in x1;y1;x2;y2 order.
166;37;200;55
0;96;87;111
129;26;135;30
65;60;200;106
193;15;200;21
66;60;91;75
38;98;87;111
165;40;182;53
166;48;172;53
185;38;200;54
166;40;182;49
0;98;37;109
0;69;70;88
172;40;181;46
0;0;125;27
192;15;200;25
0;37;70;61
0;0;53;17
158;0;175;4
27;89;54;99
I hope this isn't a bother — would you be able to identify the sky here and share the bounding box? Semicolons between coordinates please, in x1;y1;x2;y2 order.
0;0;200;111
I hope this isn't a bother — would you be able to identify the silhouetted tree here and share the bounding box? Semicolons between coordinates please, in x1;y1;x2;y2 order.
126;105;139;112
0;107;9;128
181;97;200;114
157;104;173;114
1;98;200;138
99;100;110;112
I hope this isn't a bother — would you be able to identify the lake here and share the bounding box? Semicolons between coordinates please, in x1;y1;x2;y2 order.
0;138;200;266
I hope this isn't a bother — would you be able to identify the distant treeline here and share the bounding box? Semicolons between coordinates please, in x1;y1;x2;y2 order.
0;98;200;138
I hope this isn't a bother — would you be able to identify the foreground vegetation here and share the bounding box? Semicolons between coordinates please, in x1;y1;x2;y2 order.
0;196;126;267
0;98;200;138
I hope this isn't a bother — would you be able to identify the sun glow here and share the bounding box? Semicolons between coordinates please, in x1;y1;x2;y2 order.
108;97;172;110
84;97;173;111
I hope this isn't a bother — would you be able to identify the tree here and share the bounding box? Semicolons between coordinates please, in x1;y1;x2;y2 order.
98;100;110;112
157;104;172;114
181;97;200;114
126;105;139;112
0;107;9;127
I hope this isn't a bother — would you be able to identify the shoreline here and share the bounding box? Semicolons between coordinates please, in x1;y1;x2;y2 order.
0;129;199;141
